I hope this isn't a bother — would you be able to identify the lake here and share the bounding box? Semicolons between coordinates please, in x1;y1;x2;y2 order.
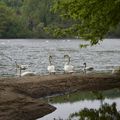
0;39;120;119
0;39;120;76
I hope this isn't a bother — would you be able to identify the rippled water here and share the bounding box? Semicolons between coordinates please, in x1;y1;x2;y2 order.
0;39;120;76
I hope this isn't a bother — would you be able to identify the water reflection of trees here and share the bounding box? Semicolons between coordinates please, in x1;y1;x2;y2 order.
53;102;120;120
69;92;120;120
69;102;120;120
53;91;120;120
49;89;120;104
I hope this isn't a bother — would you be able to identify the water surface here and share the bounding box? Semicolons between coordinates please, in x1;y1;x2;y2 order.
38;89;120;120
0;39;120;76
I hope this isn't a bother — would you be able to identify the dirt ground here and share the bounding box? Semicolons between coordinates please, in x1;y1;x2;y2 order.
0;72;120;120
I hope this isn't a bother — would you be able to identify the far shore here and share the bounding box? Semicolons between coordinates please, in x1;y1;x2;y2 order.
0;72;120;120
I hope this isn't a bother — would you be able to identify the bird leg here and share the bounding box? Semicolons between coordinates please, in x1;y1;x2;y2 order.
19;68;22;77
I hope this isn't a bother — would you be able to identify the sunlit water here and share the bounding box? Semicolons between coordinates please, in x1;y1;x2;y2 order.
38;90;120;120
0;39;120;76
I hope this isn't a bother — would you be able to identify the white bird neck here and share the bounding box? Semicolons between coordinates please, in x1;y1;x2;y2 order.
49;56;52;65
84;63;87;68
68;57;70;64
49;62;52;65
64;55;70;65
15;61;20;69
65;62;69;65
15;61;17;64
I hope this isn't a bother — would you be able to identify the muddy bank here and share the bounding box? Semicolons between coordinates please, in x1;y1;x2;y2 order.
0;72;120;120
1;72;120;98
0;85;56;120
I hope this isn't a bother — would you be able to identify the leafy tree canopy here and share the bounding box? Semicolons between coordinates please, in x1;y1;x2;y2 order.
0;1;28;38
0;2;13;37
21;0;56;37
52;0;120;45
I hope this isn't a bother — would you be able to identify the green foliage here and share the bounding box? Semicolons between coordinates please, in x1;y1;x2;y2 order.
52;0;120;45
69;102;120;120
0;0;120;39
0;0;23;8
0;1;29;38
0;0;23;15
21;0;59;38
0;2;13;37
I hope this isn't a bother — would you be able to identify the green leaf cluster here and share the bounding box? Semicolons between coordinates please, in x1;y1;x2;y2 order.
52;0;120;45
69;102;120;120
0;0;120;40
0;2;14;37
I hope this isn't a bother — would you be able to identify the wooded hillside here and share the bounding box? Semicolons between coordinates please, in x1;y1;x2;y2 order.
0;0;120;39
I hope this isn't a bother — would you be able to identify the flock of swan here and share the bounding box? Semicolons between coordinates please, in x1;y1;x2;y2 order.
47;55;75;74
1;52;118;77
15;54;95;77
47;54;94;74
14;54;120;77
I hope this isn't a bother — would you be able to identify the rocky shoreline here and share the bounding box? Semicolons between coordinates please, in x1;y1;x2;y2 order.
0;72;120;120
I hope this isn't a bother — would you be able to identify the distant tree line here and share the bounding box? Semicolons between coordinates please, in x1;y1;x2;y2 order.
0;0;120;39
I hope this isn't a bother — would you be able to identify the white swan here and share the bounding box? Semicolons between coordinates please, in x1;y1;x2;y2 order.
15;61;28;70
47;55;56;74
15;61;35;77
83;62;94;73
112;66;120;74
21;72;36;77
64;55;74;73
